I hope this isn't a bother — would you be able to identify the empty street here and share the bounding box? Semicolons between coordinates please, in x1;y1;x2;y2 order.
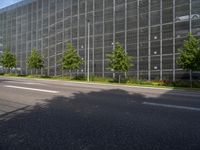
0;77;200;150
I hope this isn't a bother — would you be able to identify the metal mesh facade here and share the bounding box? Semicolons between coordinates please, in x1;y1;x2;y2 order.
0;0;200;80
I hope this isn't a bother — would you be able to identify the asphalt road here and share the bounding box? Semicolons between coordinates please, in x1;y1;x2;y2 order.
0;77;200;150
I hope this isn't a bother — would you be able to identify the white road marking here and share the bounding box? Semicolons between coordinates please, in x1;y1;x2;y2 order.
143;102;200;112
5;81;46;85
63;81;174;91
4;85;59;94
24;82;46;85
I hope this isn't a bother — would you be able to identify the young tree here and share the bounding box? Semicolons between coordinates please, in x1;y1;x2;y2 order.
27;48;44;74
0;48;16;73
61;42;83;79
107;42;133;83
177;33;200;87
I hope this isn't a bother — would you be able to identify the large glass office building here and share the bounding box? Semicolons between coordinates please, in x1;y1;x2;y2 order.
0;0;200;80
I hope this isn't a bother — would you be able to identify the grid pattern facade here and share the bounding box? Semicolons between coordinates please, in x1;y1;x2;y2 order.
0;0;200;80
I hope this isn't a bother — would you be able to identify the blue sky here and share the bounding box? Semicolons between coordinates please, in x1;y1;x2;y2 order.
0;0;22;9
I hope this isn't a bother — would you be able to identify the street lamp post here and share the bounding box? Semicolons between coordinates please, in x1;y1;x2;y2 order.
111;42;115;79
0;43;3;54
87;20;90;82
0;36;3;51
0;42;3;73
0;36;3;53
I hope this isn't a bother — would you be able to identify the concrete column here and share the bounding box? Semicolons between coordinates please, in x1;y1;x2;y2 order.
189;0;192;33
173;0;176;81
92;0;95;76
148;0;151;81
55;0;57;76
113;0;116;49
137;0;140;80
160;0;163;80
84;0;87;77
47;0;50;76
102;0;105;77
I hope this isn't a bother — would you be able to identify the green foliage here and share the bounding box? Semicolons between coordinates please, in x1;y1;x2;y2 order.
177;33;200;71
90;76;113;83
1;72;200;89
27;48;44;70
0;48;16;71
61;42;83;72
107;42;133;73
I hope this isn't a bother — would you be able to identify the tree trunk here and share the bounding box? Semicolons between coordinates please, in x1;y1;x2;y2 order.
119;74;121;84
190;70;193;88
70;70;72;80
40;68;42;76
15;67;17;75
113;72;115;79
76;69;79;77
125;72;127;79
7;68;9;74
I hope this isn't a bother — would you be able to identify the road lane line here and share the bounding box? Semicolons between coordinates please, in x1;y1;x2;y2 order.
25;82;46;85
143;102;200;112
5;81;46;85
4;85;59;94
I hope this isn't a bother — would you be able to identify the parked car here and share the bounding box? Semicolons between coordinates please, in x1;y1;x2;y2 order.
176;14;200;22
176;27;200;38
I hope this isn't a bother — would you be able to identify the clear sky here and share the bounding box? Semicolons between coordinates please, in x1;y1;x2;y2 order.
0;0;22;9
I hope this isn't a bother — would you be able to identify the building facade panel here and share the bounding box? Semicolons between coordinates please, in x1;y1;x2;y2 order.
0;0;200;80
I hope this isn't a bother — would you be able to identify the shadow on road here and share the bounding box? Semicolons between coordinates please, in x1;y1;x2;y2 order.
0;78;12;83
0;89;200;150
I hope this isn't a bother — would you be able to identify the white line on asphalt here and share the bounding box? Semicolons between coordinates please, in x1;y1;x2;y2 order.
4;85;59;94
64;81;174;91
143;102;200;112
5;81;46;85
23;82;46;85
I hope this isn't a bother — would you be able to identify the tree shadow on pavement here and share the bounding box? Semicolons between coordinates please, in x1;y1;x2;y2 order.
0;78;12;83
0;89;200;150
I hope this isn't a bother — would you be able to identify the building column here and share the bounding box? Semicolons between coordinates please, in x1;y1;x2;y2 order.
137;0;140;81
160;0;163;80
102;0;105;77
189;0;192;33
84;0;87;77
173;0;176;81
55;0;57;76
113;0;116;48
148;0;151;81
92;0;95;76
47;0;50;76
125;0;127;53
